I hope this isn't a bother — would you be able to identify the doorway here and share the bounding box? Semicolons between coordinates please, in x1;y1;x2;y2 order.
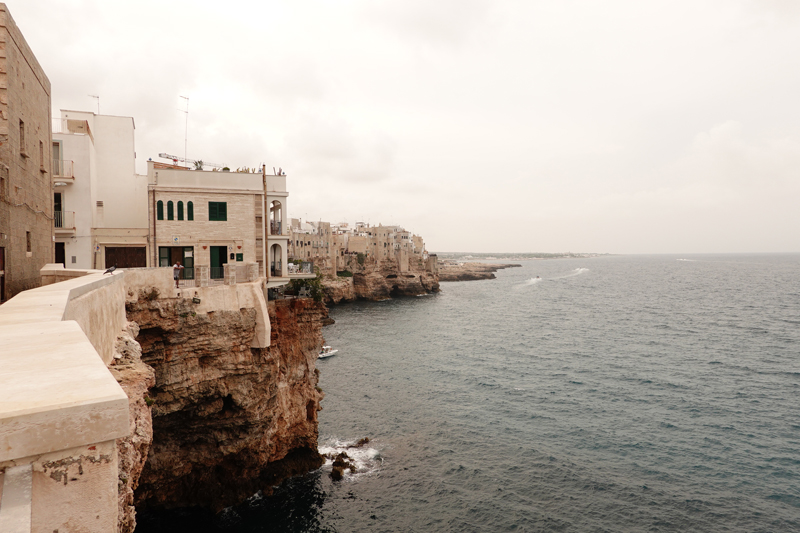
55;242;65;266
0;247;5;302
158;246;194;279
54;193;63;228
105;247;146;268
210;246;227;279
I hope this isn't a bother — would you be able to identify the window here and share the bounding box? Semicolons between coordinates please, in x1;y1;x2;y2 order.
39;141;45;171
177;201;184;221
157;200;164;220
209;201;227;221
187;201;194;221
167;201;174;220
19;120;26;156
26;231;31;252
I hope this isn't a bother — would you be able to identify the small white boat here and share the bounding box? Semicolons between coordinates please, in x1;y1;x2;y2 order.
318;345;338;359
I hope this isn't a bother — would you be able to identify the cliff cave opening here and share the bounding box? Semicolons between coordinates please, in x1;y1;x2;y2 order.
390;284;401;297
221;394;238;415
385;274;397;279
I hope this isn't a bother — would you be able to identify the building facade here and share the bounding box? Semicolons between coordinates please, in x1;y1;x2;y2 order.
147;162;292;286
53;110;148;270
289;220;428;275
0;4;52;301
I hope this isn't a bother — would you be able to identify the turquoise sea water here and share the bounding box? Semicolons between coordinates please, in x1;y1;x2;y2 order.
139;254;800;532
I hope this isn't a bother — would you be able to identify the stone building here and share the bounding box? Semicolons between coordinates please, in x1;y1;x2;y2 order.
289;219;333;274
291;219;428;275
53;110;149;270
0;4;52;301
147;162;292;286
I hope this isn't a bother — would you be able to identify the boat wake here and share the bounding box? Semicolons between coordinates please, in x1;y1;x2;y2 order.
551;267;589;280
318;437;383;480
524;277;543;285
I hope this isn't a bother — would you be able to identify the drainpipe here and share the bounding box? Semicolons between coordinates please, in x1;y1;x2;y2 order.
151;188;157;267
262;166;268;284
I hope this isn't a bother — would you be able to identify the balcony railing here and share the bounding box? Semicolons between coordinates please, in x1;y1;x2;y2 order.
53;159;74;179
210;267;225;280
54;211;75;230
288;261;313;274
270;221;282;235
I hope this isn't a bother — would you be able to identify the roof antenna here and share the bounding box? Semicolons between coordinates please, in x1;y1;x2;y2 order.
88;95;99;114
179;96;189;167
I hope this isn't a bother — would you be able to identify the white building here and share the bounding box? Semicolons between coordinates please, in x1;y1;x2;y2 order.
52;110;149;269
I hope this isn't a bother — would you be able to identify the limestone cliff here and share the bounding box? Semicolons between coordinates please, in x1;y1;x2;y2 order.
323;256;439;304
438;262;522;282
125;296;326;512
109;322;155;533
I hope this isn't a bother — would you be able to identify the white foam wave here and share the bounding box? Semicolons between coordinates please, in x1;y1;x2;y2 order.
677;258;696;262
318;438;383;479
524;277;543;285
550;268;589;280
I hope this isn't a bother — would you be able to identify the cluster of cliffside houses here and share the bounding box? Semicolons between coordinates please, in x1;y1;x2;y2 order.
0;4;429;302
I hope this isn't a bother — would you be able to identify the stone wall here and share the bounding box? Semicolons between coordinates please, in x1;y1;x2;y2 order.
0;4;53;301
0;269;131;532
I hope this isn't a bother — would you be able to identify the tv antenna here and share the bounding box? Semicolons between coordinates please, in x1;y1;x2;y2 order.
88;94;99;114
179;96;189;167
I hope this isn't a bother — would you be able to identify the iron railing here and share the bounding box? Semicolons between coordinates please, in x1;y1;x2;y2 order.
54;211;75;229
210;267;225;280
52;159;74;178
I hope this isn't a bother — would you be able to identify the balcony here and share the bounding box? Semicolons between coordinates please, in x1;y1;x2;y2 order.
287;261;316;279
52;118;94;141
270;221;283;235
54;211;76;235
53;159;75;184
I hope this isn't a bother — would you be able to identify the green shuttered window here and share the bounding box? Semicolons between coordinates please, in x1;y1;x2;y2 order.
209;201;227;221
187;201;194;221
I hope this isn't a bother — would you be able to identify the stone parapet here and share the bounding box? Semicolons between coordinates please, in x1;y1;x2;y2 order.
0;267;131;532
224;263;235;285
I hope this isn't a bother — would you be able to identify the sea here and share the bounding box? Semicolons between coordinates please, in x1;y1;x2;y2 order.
138;254;800;532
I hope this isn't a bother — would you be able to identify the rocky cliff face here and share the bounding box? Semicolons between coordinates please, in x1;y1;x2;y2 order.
438;262;522;282
125;297;326;513
110;322;156;533
323;258;439;304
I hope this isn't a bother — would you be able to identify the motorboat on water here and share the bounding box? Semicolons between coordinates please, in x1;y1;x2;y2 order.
318;345;338;359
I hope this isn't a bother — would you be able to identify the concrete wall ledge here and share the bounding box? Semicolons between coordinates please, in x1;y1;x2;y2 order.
0;321;129;463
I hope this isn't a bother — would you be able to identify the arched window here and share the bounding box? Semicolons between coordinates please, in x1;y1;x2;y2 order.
167;201;174;220
157;200;164;220
177;201;184;221
187;201;194;221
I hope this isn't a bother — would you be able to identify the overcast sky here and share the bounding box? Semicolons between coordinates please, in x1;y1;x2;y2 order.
12;0;800;253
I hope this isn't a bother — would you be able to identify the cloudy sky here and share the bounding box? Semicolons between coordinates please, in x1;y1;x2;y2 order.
12;0;800;253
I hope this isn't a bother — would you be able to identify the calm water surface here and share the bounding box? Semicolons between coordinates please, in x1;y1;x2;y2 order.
139;254;800;532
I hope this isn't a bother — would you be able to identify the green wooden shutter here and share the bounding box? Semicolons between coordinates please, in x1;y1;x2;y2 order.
157;200;164;220
187;201;193;220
